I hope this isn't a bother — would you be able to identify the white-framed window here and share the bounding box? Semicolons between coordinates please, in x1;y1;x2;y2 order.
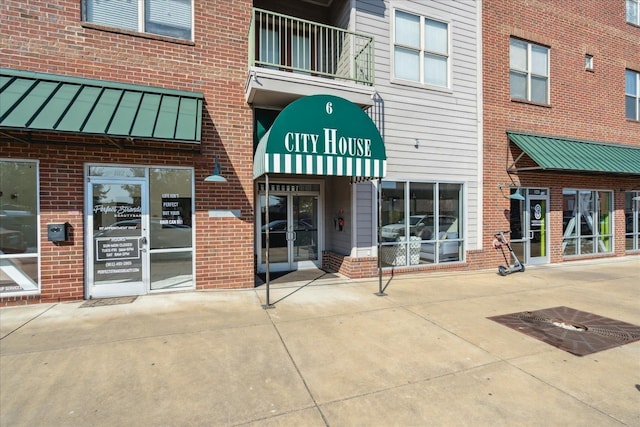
83;0;193;40
393;9;450;88
562;190;613;256
626;69;640;121
625;191;640;251
380;181;463;266
627;0;639;25
510;38;549;104
0;159;40;296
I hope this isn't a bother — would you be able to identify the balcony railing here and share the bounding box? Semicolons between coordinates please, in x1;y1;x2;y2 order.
249;8;374;86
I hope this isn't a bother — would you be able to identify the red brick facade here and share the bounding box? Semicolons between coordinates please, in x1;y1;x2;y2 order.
1;1;256;305
479;0;640;268
2;1;639;305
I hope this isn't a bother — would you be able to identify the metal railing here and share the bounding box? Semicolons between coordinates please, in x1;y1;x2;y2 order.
249;8;374;86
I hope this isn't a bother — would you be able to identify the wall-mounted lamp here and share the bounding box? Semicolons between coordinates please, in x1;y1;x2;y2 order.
498;184;525;201
204;156;227;183
414;139;420;149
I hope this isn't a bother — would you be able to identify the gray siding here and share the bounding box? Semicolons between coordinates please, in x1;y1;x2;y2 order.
355;0;481;251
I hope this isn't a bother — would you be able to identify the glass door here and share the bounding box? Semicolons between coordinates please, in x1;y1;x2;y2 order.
258;191;320;273
526;191;549;265
292;195;318;268
87;179;148;298
260;194;290;272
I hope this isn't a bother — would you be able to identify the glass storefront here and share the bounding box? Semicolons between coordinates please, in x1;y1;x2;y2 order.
86;165;194;298
625;191;640;251
562;189;613;256
0;160;39;295
380;181;463;266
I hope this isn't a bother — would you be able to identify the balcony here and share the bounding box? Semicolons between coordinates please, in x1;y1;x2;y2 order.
246;8;375;108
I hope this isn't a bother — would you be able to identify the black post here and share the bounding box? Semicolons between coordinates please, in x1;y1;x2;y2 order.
376;177;386;296
263;173;275;309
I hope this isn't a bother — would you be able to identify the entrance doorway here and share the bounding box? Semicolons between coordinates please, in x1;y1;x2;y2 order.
87;179;148;298
509;188;549;265
85;166;195;299
257;183;321;273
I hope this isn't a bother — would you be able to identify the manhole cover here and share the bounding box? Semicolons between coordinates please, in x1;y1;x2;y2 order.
488;306;640;356
80;296;138;308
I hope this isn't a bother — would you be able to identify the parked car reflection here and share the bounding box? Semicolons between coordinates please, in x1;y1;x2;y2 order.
261;219;315;247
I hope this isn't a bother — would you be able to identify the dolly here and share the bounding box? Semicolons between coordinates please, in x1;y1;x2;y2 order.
492;230;525;276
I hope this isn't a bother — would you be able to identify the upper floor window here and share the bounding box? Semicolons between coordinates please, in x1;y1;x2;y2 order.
626;69;640;121
510;38;549;104
393;10;450;88
627;0;639;25
83;0;193;40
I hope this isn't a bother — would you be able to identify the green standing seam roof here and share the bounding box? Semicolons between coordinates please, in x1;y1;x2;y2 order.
0;68;203;143
507;131;640;175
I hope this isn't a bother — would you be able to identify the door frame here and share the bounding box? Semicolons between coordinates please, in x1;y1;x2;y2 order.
255;179;323;273
85;177;149;298
525;188;550;265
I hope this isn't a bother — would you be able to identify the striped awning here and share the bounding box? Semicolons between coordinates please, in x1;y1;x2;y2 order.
253;95;386;179
0;68;203;143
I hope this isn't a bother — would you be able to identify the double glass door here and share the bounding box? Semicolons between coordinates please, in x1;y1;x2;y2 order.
258;192;319;273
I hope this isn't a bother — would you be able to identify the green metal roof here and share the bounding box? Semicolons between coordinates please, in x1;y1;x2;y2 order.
507;131;640;175
0;68;203;143
253;95;386;179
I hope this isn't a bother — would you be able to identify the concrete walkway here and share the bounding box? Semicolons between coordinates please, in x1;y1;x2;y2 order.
1;257;639;426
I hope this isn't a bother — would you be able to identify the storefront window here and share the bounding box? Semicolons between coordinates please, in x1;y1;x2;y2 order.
562;189;613;256
0;160;39;295
149;168;193;290
380;181;462;266
625;191;640;251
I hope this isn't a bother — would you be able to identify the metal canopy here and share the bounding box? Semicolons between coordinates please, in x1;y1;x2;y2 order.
0;68;203;143
507;131;640;175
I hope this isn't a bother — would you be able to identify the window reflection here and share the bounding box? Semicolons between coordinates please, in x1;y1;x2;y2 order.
381;181;462;266
0;160;39;294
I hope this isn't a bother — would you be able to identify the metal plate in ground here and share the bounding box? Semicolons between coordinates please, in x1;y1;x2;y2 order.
80;296;138;308
488;306;640;356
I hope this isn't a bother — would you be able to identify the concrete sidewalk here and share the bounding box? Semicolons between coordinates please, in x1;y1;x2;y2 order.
1;257;639;426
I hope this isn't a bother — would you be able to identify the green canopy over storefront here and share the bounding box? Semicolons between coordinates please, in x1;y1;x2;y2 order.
0;68;203;143
253;95;386;179
507;131;640;175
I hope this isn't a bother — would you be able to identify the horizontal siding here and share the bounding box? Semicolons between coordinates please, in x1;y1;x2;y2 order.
356;0;481;249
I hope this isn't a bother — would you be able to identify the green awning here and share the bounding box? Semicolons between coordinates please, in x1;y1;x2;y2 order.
254;95;386;179
507;131;640;175
0;68;203;143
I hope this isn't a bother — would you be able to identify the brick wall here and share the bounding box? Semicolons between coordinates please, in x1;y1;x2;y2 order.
0;1;255;305
480;0;640;268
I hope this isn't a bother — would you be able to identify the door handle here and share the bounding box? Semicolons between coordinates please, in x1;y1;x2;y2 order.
529;230;534;239
139;236;147;245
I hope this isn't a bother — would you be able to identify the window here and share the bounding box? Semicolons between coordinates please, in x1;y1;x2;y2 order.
380;181;463;266
0;160;39;295
626;70;640;121
627;0;639;25
625;192;640;251
510;38;549;104
584;54;593;71
562;190;613;256
83;0;193;40
393;10;449;87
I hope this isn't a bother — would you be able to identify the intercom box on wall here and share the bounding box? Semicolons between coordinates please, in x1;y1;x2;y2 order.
47;223;68;242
